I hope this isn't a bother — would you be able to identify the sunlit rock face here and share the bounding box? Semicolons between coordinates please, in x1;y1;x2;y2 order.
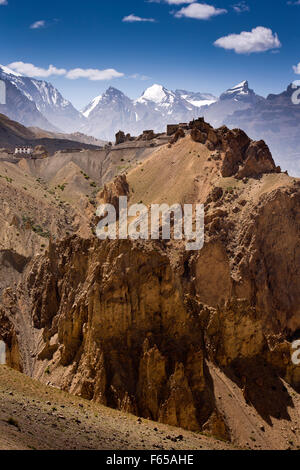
0;123;300;441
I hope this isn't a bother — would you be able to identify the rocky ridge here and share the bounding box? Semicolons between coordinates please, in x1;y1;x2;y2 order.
0;120;300;449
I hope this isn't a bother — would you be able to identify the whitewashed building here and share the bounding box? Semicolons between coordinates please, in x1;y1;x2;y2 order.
14;147;33;155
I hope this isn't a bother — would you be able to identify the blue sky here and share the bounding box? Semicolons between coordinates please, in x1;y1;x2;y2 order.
0;0;300;109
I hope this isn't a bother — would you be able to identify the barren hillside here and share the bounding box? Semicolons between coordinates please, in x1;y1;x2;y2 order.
0;113;101;155
0;365;237;450
0;119;299;450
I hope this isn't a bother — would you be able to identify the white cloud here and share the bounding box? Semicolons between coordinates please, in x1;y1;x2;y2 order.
174;3;227;19
30;20;46;29
66;68;124;80
129;73;151;80
233;2;250;13
293;63;300;74
7;62;124;81
0;0;8;5
7;62;66;77
214;26;281;54
122;14;156;22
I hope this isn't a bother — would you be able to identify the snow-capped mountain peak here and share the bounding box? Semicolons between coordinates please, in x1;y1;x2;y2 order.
101;87;129;102
81;84;218;140
220;80;255;101
199;80;264;130
0;67;85;132
82;94;103;118
231;80;248;91
175;89;217;108
137;84;171;104
106;86;125;95
82;87;132;121
0;64;23;77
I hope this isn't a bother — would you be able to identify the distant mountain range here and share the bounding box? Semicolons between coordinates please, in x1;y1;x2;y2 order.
81;84;217;140
200;80;264;128
0;67;56;132
0;65;85;133
224;83;300;176
0;64;300;175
